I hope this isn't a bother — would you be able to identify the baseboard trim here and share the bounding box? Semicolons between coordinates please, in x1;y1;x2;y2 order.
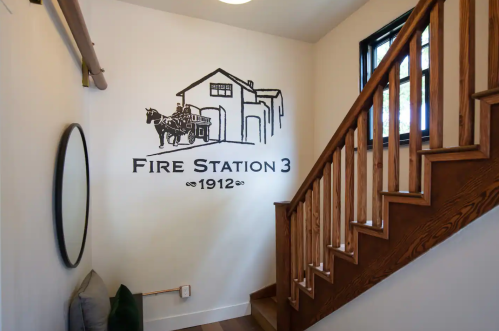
145;302;251;331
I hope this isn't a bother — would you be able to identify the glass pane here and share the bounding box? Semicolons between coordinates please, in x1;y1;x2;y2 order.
422;46;429;70
383;88;390;137
211;89;218;95
400;55;409;79
399;81;411;135
376;41;390;68
396;78;426;136
422;26;429;45
422;75;426;130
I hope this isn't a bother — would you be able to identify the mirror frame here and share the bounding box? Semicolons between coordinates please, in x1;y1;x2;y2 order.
55;123;90;269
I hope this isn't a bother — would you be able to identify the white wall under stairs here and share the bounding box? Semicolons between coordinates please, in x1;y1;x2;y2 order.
308;206;499;331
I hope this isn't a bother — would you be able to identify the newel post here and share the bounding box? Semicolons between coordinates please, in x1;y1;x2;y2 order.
275;202;291;331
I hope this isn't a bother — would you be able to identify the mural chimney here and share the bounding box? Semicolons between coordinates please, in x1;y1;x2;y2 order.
248;80;254;88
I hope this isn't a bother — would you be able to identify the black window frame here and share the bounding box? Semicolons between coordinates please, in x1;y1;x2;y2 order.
360;9;430;149
210;83;233;98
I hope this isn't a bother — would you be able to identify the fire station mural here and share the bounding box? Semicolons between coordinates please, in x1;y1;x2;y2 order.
145;68;285;156
133;68;290;189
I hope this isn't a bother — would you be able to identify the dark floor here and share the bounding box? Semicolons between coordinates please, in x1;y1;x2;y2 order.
177;316;263;331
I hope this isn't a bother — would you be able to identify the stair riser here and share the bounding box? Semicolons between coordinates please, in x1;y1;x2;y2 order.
252;307;276;331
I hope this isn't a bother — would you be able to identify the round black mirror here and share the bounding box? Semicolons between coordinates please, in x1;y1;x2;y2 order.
55;124;90;268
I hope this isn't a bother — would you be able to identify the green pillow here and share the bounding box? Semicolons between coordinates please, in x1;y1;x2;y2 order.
108;285;140;331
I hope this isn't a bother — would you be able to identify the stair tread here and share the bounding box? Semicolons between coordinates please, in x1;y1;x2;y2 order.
311;262;331;275
351;220;384;231
251;298;277;331
380;191;424;198
417;145;480;155
472;87;499;99
328;244;354;255
297;279;311;290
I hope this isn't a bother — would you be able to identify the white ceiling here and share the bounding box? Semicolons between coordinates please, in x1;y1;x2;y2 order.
117;0;369;43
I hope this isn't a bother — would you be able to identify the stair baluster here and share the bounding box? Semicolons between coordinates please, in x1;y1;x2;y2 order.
323;163;332;272
296;202;304;286
305;190;313;289
332;148;342;248
372;85;384;227
409;30;423;193
430;0;445;149
389;62;401;192
357;111;368;224
345;129;355;254
312;179;321;267
459;0;476;146
490;0;499;89
290;212;297;303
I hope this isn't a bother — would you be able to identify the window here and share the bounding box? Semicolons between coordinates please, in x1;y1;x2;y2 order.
360;10;430;148
210;83;233;98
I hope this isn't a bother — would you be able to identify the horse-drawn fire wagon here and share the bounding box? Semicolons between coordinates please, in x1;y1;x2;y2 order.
166;113;212;145
145;107;213;149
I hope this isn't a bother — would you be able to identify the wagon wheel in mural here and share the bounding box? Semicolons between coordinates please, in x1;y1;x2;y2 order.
203;127;210;142
187;130;196;145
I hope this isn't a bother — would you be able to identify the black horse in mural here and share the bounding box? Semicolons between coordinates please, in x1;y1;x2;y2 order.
145;108;212;149
145;108;182;148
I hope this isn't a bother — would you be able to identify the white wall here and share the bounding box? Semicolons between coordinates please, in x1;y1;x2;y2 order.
309;205;499;331
85;1;315;330
1;0;492;330
0;1;92;330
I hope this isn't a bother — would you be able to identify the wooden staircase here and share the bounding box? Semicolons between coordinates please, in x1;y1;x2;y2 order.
270;0;499;330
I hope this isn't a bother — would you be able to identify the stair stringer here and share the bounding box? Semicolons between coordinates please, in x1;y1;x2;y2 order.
288;103;499;330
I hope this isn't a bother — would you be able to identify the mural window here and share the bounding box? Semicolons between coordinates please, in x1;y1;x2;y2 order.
360;9;430;149
210;83;233;98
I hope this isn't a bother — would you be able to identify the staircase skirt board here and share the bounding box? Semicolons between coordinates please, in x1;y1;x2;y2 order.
288;105;499;331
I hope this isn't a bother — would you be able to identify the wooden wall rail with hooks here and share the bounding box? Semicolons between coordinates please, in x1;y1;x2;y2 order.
57;0;107;90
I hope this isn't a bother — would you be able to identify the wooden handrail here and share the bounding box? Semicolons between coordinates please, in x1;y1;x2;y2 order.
286;0;438;216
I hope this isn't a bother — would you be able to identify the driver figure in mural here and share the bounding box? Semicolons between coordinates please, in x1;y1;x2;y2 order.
176;103;183;114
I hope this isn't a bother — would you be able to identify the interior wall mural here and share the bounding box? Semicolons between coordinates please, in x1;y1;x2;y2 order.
145;68;284;156
133;68;290;190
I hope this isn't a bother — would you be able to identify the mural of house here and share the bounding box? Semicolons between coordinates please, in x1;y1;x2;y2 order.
176;68;284;144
